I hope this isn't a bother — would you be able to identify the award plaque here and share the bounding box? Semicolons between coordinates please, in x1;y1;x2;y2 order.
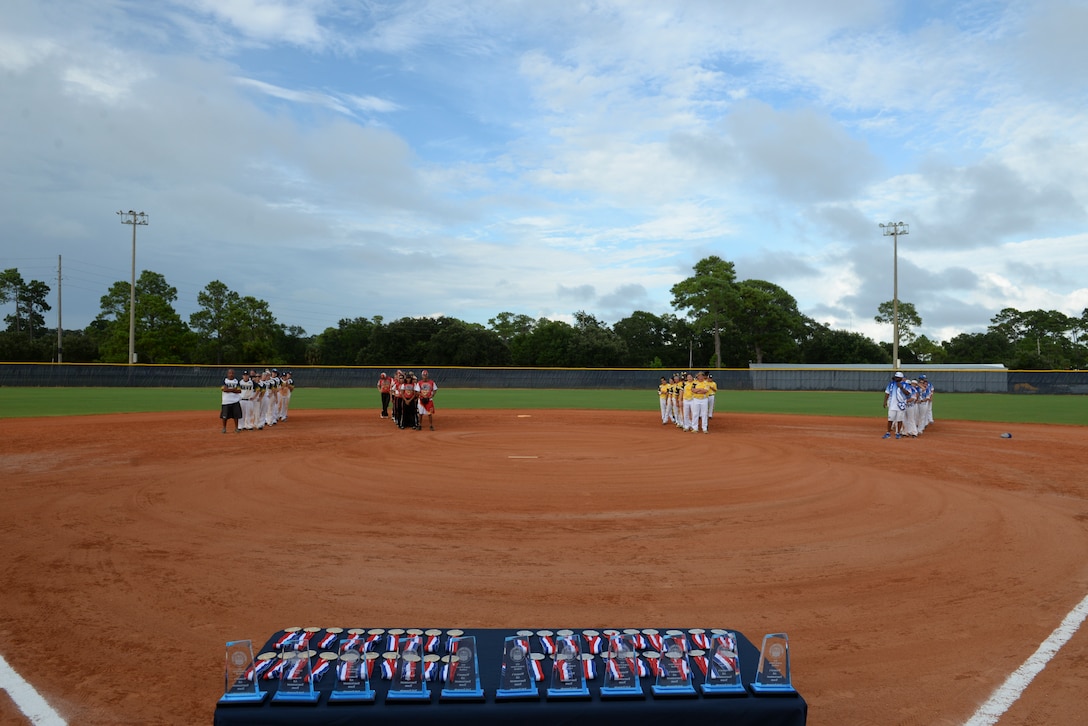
272;647;319;703
599;634;643;699
750;632;797;695
219;640;267;704
329;638;375;702
386;636;429;701
441;635;485;700
496;635;538;700
546;634;589;699
651;638;696;697
701;632;745;695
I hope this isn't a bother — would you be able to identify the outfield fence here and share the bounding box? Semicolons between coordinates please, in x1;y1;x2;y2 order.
1;363;1086;394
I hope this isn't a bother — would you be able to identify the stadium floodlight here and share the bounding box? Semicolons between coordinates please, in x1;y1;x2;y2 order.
118;210;149;365
879;222;909;369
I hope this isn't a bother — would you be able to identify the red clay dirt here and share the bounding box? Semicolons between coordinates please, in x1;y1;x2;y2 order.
0;407;1086;725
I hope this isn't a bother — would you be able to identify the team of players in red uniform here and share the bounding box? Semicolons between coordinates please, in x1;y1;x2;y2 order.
658;371;717;434
377;369;438;431
219;368;294;433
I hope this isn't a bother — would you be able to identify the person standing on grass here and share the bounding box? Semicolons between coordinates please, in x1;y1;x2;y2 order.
220;368;242;434
416;369;438;431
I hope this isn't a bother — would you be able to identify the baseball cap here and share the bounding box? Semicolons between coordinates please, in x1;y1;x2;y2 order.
918;374;927;380
893;371;904;378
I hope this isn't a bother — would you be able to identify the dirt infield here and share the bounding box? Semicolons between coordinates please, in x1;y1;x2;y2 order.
1;408;1086;725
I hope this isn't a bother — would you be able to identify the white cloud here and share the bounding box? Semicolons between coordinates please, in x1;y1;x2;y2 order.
185;0;326;47
1;0;1086;346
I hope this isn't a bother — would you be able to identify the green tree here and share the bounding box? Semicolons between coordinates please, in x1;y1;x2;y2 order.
427;320;510;366
190;280;241;364
988;307;1077;368
1;269;52;340
364;316;444;365
942;330;1013;364
733;280;806;364
875;300;922;346
312;317;376;365
568;311;628;367
911;334;944;364
613;311;683;367
488;312;536;343
95;270;193;363
58;329;100;363
800;324;888;364
671;256;740;368
273;324;310;366
509;318;576;366
232;296;283;364
192;281;238;363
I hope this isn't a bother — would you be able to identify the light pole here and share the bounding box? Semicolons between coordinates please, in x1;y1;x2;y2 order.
118;210;149;365
879;221;909;370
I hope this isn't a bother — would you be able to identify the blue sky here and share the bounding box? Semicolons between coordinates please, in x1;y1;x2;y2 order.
2;0;1086;345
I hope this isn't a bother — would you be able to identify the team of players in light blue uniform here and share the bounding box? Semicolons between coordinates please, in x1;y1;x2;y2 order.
882;371;934;439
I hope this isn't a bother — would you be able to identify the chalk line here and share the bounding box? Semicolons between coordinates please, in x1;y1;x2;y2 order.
0;653;66;725
963;590;1088;726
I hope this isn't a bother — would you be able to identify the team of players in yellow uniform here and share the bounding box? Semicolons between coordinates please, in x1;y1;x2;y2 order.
658;371;717;434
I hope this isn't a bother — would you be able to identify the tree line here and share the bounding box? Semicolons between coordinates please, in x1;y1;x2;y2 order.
1;258;1085;369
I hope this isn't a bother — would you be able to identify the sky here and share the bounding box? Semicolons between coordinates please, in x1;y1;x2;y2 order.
2;0;1087;345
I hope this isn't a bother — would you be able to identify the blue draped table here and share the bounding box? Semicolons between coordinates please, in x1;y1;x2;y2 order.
213;627;807;725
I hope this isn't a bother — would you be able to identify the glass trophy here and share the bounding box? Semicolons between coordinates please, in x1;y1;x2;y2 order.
387;636;429;701
546;634;589;698
496;635;538;700
329;637;375;702
750;632;797;695
651;638;696;696
600;633;643;698
219;639;268;704
272;646;318;703
441;635;485;700
701;632;745;695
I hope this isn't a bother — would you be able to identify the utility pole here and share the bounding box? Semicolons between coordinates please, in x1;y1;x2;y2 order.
879;222;909;370
57;255;62;363
118;210;149;365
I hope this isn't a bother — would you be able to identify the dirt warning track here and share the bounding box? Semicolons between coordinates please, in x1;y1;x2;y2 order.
0;409;1085;725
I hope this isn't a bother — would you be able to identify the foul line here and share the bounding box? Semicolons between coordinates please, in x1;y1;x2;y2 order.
963;591;1088;726
0;654;66;725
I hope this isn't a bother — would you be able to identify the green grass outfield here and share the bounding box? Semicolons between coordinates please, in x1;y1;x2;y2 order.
0;387;1083;425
